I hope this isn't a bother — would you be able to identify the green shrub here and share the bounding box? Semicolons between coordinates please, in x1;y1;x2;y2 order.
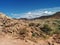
54;20;60;24
54;25;60;34
40;24;52;35
32;32;39;37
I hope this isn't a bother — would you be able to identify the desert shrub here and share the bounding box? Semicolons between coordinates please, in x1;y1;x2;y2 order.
32;32;39;37
40;24;52;35
36;23;40;27
29;23;40;27
19;29;28;37
54;25;60;34
53;30;60;34
57;25;60;30
54;20;60;24
52;22;57;25
29;23;35;26
32;32;36;37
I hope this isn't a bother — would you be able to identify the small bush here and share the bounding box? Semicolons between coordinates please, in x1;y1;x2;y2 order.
54;25;60;34
32;32;40;38
19;29;28;37
29;23;35;26
29;23;40;27
54;20;60;24
36;23;40;27
53;30;60;34
40;24;52;35
57;25;60;30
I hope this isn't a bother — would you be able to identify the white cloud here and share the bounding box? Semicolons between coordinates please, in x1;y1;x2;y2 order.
11;7;60;19
27;12;32;15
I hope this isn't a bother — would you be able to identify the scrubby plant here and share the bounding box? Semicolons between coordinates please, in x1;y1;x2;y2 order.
29;23;35;26
36;23;40;27
40;24;52;35
54;20;60;24
32;32;38;37
19;29;28;37
53;25;60;34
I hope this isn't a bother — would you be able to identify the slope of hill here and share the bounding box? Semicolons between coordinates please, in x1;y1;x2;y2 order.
33;12;60;19
0;12;60;45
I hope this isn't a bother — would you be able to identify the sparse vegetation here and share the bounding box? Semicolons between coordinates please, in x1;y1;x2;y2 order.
29;23;35;26
40;24;52;35
54;20;60;24
32;32;39;37
19;29;28;37
53;25;60;34
29;23;40;27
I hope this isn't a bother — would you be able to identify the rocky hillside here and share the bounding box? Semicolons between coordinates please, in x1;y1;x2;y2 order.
0;12;60;45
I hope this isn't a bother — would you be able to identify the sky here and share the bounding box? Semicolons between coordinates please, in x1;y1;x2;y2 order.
0;0;60;18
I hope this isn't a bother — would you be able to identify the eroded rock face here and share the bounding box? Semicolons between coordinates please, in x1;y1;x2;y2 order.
0;13;60;45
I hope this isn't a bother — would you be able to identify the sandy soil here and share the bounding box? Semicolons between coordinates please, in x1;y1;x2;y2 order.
0;35;60;45
0;35;40;45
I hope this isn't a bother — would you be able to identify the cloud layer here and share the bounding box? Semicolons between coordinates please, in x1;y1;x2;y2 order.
11;7;60;19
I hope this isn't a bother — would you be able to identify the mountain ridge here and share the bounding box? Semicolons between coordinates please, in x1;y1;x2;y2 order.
14;12;60;20
0;12;60;20
32;12;60;20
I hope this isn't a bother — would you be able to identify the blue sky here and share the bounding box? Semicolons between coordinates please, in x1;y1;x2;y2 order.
0;0;60;18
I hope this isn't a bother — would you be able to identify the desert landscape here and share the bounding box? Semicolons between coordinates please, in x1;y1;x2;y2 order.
0;12;60;45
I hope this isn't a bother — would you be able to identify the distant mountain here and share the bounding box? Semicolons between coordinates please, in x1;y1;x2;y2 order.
50;12;60;19
17;12;60;20
33;12;60;19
